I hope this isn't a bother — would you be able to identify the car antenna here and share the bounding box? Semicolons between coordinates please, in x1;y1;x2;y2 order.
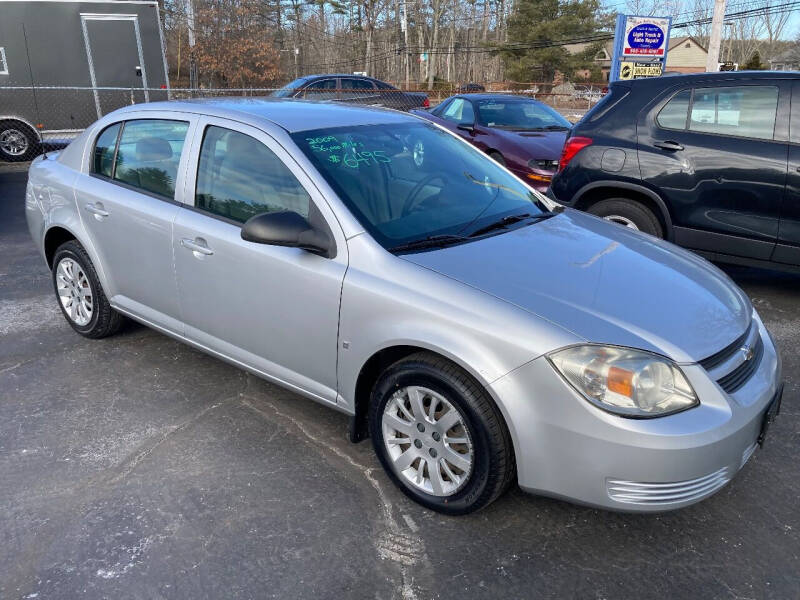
22;23;47;160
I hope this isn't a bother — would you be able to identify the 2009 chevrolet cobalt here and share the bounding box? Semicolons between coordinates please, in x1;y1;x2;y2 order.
25;99;782;514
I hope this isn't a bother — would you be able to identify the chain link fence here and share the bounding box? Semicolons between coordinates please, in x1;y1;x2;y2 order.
0;82;606;162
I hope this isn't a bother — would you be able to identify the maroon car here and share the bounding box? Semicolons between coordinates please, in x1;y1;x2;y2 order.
411;94;571;191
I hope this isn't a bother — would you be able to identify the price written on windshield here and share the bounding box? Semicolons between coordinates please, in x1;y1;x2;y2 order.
307;135;391;168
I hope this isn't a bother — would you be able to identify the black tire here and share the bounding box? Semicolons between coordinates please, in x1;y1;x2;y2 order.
488;151;506;167
588;198;664;238
51;240;124;339
369;351;515;515
0;120;41;162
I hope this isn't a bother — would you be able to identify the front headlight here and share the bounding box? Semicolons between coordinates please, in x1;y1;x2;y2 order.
548;345;699;418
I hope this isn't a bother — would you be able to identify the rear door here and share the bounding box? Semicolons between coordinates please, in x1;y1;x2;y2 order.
81;15;149;118
340;78;380;105
638;81;789;261
776;80;800;265
77;115;193;332
172;118;348;404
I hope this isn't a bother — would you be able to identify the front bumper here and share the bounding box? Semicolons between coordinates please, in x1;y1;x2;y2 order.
490;314;782;512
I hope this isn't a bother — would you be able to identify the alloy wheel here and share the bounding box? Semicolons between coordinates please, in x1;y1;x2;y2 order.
381;385;473;497
0;129;29;157
603;215;640;230
56;258;93;326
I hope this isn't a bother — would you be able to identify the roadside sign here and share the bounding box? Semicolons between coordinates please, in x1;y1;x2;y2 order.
619;61;663;80
610;14;672;82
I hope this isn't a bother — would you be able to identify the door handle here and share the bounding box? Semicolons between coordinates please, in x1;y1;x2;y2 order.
654;140;684;151
85;203;109;218
180;237;214;256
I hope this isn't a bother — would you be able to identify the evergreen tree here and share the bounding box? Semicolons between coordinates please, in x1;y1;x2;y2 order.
501;0;604;82
742;50;765;70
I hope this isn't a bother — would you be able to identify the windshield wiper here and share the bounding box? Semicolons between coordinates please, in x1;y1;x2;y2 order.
467;212;555;238
388;234;468;253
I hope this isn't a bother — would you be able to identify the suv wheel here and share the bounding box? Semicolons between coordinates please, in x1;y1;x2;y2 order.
588;198;663;238
52;240;124;338
369;352;515;515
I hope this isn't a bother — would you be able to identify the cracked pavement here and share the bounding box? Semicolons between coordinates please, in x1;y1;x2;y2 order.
1;168;798;599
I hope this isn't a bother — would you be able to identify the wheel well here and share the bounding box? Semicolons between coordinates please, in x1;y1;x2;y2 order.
44;227;76;269
575;186;669;237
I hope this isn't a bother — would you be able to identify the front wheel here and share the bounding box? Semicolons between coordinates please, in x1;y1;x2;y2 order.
369;352;515;515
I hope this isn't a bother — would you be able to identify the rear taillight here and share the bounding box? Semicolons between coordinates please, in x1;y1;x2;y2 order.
423;97;430;108
558;136;592;172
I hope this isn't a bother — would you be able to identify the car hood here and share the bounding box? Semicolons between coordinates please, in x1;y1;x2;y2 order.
400;210;752;363
489;128;568;160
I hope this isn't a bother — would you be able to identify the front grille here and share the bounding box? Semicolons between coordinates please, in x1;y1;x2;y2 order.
699;324;752;371
716;334;764;393
607;467;730;506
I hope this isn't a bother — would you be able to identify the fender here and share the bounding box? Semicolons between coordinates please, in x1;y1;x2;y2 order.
0;115;43;143
571;180;674;241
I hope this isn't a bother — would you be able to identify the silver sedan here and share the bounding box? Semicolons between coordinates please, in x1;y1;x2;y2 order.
25;99;783;514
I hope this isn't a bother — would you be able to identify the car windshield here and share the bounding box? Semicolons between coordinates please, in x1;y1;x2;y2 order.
271;77;309;97
292;122;548;250
475;99;571;130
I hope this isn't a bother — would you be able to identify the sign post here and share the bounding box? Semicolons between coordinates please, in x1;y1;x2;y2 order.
610;15;672;82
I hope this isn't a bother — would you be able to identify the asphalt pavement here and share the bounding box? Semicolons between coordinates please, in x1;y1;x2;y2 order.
1;167;798;599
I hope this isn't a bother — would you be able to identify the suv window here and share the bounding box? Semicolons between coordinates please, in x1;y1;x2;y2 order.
113;119;189;199
92;123;122;178
442;98;475;124
689;86;778;140
195;125;311;223
656;90;691;130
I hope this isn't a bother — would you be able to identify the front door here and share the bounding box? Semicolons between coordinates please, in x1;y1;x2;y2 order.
82;15;149;118
776;81;800;266
172;119;347;404
638;82;789;260
78;116;192;332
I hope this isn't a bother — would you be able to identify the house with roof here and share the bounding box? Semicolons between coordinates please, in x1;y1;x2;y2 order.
769;46;800;71
566;35;708;81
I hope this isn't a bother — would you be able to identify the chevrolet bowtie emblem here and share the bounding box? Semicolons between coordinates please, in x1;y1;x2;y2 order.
740;345;754;361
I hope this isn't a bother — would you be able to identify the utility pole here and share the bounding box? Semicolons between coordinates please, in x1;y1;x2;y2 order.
705;0;727;72
186;0;198;90
401;0;409;88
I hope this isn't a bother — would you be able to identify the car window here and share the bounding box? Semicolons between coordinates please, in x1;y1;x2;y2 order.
689;86;778;140
656;90;691;130
113;119;189;199
441;98;475;124
304;79;338;100
431;98;452;117
375;81;397;90
341;78;374;90
92;123;121;178
475;99;571;130
195;125;310;224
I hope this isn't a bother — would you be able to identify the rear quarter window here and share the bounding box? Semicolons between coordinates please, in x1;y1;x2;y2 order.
586;86;630;123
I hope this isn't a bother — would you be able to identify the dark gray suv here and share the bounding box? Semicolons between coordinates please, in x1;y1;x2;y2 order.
549;71;800;272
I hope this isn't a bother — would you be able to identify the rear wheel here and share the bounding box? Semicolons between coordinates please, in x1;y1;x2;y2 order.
369;352;515;515
588;198;663;238
0;120;40;162
52;240;124;338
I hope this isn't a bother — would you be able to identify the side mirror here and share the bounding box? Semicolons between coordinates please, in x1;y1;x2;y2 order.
457;122;475;134
241;211;334;258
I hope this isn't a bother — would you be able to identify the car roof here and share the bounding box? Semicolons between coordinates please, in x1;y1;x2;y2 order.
452;93;540;102
616;70;800;88
113;97;418;133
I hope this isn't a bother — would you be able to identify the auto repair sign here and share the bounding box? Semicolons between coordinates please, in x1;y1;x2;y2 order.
623;17;669;57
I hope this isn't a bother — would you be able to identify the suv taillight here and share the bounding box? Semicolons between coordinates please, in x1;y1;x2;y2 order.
423;97;430;108
558;137;592;172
